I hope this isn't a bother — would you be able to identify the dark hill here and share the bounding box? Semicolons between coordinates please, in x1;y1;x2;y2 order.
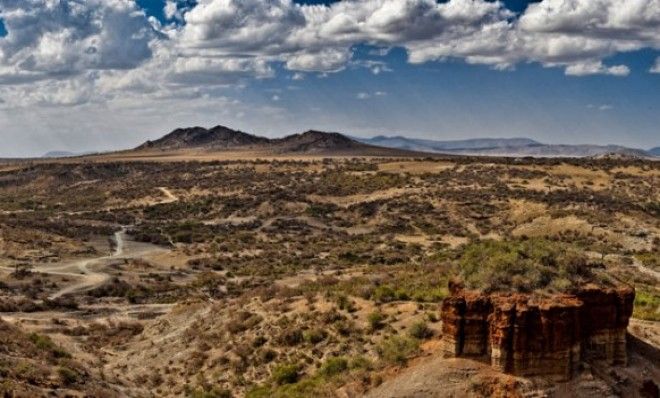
271;130;363;153
136;126;418;156
137;125;269;150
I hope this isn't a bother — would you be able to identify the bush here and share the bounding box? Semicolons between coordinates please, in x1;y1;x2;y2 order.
367;312;386;332
303;329;327;345
458;239;594;293
272;364;300;385
408;321;432;339
57;367;79;385
376;335;420;365
633;289;660;322
348;356;373;371
29;333;70;358
277;328;303;346
318;357;348;378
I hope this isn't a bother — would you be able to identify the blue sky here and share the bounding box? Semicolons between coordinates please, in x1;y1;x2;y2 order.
0;0;658;156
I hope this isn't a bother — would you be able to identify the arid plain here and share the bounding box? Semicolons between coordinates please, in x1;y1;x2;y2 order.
1;144;658;397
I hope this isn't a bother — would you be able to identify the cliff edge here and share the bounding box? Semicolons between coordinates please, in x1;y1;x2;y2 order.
441;285;635;381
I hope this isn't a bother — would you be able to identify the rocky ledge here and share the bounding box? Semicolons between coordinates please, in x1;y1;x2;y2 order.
441;284;635;381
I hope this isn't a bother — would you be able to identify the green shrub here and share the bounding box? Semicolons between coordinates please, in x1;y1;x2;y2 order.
458;239;594;293
371;286;397;303
303;329;327;345
318;357;348;378
408;321;432;339
29;333;70;358
272;364;300;385
633;289;660;322
367;311;386;332
348;356;373;371
57;367;79;385
635;252;660;272
376;335;420;365
334;294;356;312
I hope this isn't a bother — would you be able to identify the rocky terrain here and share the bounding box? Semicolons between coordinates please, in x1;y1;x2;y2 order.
0;148;658;397
441;285;634;380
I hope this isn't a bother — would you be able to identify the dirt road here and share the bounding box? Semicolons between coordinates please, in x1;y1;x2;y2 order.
1;228;166;300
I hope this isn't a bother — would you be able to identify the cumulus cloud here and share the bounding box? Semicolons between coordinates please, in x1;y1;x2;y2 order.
171;0;658;76
0;0;158;81
0;0;659;108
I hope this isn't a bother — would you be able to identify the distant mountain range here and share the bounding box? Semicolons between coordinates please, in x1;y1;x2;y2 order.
42;150;95;158
136;125;416;156
354;136;656;158
42;151;78;158
103;125;657;159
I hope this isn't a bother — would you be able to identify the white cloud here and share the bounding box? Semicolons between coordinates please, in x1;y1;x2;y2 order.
651;57;660;73
588;103;614;111
175;0;655;77
285;48;351;72
352;60;393;75
565;61;630;76
0;0;157;81
356;91;387;99
0;0;658;109
164;1;179;20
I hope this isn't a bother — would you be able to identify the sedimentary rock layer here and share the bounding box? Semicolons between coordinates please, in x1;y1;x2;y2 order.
441;286;635;380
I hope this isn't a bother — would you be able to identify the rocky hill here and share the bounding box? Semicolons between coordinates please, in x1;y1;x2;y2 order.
137;125;269;150
136;126;417;156
271;130;364;153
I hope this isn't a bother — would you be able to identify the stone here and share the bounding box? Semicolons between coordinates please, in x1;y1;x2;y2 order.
440;286;635;381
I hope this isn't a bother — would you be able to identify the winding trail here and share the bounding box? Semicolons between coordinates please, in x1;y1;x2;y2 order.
47;229;127;300
158;187;178;203
1;228;166;300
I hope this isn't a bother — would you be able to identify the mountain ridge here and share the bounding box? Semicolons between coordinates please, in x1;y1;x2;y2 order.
135;126;417;156
355;135;655;158
134;125;657;158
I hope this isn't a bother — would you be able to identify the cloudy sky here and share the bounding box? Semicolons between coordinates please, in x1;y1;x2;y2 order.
0;0;658;157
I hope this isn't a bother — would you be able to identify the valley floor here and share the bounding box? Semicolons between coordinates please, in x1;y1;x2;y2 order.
0;155;658;397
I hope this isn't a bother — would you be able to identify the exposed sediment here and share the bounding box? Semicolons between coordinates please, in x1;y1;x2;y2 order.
441;285;635;381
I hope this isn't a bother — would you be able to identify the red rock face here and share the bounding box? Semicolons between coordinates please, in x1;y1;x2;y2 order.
441;286;635;381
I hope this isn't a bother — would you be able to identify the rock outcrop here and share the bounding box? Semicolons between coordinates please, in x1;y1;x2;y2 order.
441;285;635;381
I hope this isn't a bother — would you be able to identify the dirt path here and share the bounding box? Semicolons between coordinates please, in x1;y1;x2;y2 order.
158;187;178;203
48;229;127;300
1;228;167;300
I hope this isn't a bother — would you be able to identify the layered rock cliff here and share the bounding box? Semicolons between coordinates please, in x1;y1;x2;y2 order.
441;285;635;381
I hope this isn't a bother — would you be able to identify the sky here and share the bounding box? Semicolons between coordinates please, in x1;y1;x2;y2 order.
0;0;658;157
